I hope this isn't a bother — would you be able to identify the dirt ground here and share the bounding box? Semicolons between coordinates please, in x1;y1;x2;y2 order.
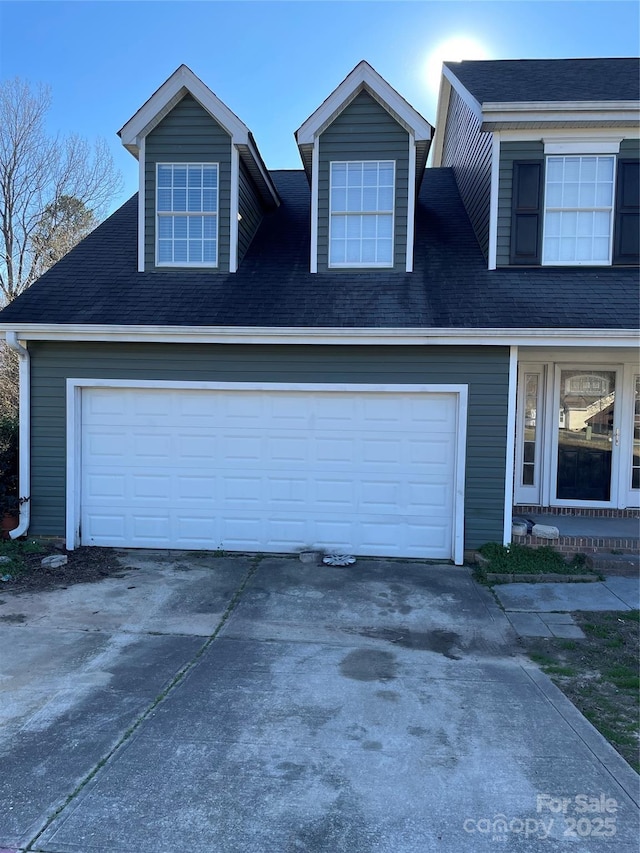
0;540;125;593
523;610;640;773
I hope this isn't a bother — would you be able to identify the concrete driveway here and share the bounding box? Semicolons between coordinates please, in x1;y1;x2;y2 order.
0;552;638;852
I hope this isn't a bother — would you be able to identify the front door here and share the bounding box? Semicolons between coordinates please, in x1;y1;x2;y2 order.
554;368;618;503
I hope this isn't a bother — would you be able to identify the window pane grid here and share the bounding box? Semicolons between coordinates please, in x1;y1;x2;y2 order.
329;160;394;267
157;163;218;266
542;155;614;265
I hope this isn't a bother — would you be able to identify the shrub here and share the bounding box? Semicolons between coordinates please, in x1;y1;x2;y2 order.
0;414;19;516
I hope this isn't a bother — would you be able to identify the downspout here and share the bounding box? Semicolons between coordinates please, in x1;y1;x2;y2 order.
5;332;30;538
503;344;518;546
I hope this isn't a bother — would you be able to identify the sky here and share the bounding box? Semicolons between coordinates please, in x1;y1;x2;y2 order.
1;0;638;209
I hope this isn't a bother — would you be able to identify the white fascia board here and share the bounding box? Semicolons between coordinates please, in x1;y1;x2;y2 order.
499;128;640;142
296;60;433;145
431;77;452;167
119;65;250;154
1;325;637;348
441;65;483;123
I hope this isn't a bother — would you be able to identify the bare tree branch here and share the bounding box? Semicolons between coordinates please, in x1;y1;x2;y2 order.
0;77;123;304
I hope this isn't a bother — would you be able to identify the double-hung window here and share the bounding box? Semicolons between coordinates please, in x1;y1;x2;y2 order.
542;155;615;265
157;163;218;266
329;160;394;267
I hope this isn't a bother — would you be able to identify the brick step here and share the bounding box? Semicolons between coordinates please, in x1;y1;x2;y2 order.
512;533;639;557
585;552;640;577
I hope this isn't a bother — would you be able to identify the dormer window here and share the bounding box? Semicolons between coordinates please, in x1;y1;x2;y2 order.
542;155;615;266
329;160;394;267
156;163;219;267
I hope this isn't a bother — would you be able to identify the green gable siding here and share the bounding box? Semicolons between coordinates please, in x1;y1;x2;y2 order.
498;138;639;267
28;342;509;552
441;87;492;258
317;91;409;272
238;158;263;264
144;94;232;271
497;141;544;267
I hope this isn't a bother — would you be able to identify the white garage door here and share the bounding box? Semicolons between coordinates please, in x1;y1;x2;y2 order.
80;386;460;558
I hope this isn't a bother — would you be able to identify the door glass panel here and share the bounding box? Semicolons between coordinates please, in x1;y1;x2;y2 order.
632;376;640;490
521;374;538;487
556;369;615;501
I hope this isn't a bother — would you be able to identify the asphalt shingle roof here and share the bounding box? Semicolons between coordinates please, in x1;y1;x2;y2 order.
444;58;640;104
0;169;638;330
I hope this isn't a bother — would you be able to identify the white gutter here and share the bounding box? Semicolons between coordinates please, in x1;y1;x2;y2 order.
5;332;30;539
0;325;637;348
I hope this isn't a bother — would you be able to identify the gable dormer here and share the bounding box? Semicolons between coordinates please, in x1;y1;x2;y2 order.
118;65;279;274
432;58;640;270
295;61;433;273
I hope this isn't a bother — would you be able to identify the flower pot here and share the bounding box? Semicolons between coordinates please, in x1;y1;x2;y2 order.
1;512;19;540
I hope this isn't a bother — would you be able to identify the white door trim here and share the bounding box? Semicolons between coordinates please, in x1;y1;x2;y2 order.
66;379;468;563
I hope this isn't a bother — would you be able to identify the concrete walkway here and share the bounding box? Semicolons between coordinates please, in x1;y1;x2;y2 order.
494;576;640;638
0;553;638;852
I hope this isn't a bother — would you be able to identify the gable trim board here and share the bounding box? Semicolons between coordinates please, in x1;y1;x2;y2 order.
295;60;433;147
119;64;278;209
67;379;467;564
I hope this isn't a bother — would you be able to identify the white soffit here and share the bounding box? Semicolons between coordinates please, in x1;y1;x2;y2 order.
295;60;433;145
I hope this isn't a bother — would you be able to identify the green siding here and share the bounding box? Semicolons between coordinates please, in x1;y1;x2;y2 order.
317;91;409;272
497;138;639;266
441;87;492;258
238;159;263;263
620;138;640;158
497;141;544;267
145;94;232;271
28;342;509;552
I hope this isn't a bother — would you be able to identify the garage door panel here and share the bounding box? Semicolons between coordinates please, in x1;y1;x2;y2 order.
223;476;262;503
132;474;172;501
176;475;218;501
175;514;218;546
80;387;460;558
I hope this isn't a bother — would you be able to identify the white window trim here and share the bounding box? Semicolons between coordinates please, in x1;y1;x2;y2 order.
328;159;395;269
541;154;617;267
138;137;145;273
544;139;623;155
155;162;219;268
66;378;468;564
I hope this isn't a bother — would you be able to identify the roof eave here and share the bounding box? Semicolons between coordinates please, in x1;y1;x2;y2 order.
480;101;640;129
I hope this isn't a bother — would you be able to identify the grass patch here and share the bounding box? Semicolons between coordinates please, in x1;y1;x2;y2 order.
477;542;589;575
524;610;639;773
0;538;43;576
